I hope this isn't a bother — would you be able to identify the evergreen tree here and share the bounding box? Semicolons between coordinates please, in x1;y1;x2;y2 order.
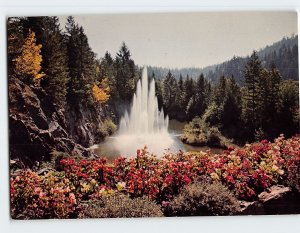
221;76;242;134
242;51;263;138
65;16;97;104
278;80;299;137
186;74;208;119
115;42;136;101
162;70;178;116
99;51;117;100
7;17;25;76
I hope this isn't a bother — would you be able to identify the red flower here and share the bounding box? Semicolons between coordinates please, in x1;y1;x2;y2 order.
261;139;268;144
183;175;191;184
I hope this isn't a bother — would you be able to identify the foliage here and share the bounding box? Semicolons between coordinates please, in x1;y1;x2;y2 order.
14;29;45;81
165;182;240;216
98;119;117;137
79;194;163;218
92;78;110;103
11;170;78;219
10;136;300;219
181;117;229;147
65;16;97;104
115;42;137;101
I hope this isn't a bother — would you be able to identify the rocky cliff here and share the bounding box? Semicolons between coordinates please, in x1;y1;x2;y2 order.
8;77;108;165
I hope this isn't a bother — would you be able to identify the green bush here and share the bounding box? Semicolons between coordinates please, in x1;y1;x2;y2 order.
79;194;164;218
166;182;240;216
98;119;117;137
181;117;229;147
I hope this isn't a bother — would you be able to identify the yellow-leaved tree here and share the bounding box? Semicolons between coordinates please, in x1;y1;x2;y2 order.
14;29;45;81
92;78;110;103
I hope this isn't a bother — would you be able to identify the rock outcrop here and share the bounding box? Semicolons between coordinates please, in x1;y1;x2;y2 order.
258;185;300;214
239;185;300;215
9;78;96;165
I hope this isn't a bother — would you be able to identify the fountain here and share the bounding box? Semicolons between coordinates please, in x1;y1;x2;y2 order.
114;66;174;156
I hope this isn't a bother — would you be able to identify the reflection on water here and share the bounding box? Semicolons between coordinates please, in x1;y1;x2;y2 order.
93;120;224;159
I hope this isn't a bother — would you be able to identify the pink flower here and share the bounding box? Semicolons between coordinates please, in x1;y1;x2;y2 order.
68;193;77;205
261;139;268;144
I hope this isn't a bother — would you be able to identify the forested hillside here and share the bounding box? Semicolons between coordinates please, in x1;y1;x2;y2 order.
149;35;298;84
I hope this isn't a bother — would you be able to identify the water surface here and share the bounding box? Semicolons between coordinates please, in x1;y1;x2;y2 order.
94;120;224;159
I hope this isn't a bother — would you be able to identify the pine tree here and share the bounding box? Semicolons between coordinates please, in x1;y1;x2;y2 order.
115;42;136;101
14;29;45;82
7;17;25;76
65;16;97;104
278;80;299;137
162;70;178;114
99;51;117;99
186;74;208;119
242;51;263;138
222;76;242;131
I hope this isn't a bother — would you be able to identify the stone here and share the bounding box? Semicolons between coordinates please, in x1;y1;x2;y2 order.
258;185;300;214
9;77;96;165
239;201;265;215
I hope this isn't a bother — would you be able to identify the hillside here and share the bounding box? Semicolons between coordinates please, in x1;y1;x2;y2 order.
148;35;298;85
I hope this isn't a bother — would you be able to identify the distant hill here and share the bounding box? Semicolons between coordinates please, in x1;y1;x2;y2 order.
148;35;298;85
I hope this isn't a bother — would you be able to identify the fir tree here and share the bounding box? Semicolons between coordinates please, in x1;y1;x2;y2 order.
242;51;263;137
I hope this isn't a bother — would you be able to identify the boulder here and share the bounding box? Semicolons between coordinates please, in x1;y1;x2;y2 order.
239;201;264;215
258;185;300;215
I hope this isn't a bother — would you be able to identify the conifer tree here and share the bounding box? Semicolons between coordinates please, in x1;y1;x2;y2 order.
65;16;97;104
115;42;136;101
242;51;263;137
162;70;178;115
99;51;117;99
7;17;25;76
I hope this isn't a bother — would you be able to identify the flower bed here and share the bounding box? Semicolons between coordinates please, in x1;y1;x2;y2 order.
10;135;300;219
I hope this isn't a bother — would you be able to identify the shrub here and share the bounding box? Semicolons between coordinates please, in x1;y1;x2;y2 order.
10;135;300;218
98;119;117;137
79;194;163;218
166;182;240;216
181;117;229;147
10;170;78;219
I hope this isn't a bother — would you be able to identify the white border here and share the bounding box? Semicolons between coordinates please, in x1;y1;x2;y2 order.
1;1;300;233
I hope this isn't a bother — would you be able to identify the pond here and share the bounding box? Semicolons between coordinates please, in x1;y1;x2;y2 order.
93;120;224;160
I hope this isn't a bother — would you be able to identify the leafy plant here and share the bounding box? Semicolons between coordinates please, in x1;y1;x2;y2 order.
165;181;240;216
79;194;163;218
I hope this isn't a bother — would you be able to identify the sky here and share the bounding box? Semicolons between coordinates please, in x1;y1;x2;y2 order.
59;12;297;69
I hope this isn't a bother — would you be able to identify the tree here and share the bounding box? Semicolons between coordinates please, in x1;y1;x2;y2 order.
115;42;136;101
65;16;97;104
221;76;242;137
242;51;263;138
277;80;299;137
99;51;117;100
186;74;208;120
92;78;110;103
14;29;45;82
7;17;25;76
162;70;178;116
24;17;69;107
